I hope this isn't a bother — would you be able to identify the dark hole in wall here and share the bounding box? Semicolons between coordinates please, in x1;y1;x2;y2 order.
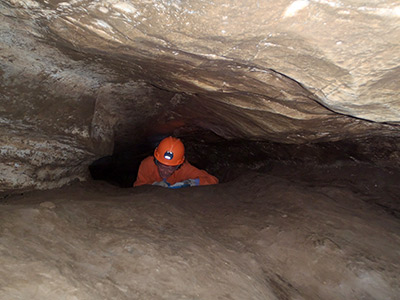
89;128;400;189
89;139;154;188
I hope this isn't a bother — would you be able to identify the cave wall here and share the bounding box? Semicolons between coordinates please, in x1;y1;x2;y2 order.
1;0;400;192
0;8;176;191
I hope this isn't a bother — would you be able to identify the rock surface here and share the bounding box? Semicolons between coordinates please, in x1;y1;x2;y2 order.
1;168;399;299
0;4;173;191
1;0;400;191
39;0;400;121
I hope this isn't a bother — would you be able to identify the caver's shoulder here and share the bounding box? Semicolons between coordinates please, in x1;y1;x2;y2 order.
141;156;155;165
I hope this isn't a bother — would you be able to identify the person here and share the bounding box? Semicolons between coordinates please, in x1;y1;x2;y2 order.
134;136;219;188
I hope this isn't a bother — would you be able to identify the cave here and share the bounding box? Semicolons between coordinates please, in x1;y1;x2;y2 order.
1;0;400;299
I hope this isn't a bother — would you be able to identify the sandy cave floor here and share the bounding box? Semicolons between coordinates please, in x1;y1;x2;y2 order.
0;164;400;300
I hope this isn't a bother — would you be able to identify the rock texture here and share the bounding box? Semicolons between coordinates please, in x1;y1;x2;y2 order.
1;3;174;191
1;0;400;191
42;0;400;121
1;169;400;299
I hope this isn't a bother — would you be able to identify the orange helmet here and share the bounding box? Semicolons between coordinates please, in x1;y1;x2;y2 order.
154;136;185;166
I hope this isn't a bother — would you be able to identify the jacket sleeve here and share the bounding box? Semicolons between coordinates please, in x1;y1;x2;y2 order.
133;157;157;187
181;163;219;186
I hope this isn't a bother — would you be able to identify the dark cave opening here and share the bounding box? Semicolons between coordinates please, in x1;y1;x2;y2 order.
89;127;400;192
89;138;155;188
87;130;400;220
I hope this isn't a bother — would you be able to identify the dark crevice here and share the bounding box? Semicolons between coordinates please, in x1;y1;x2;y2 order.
89;128;400;190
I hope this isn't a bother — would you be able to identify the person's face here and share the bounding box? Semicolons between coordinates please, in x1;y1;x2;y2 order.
157;162;179;179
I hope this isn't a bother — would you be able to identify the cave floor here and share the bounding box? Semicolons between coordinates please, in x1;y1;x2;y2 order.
1;165;399;300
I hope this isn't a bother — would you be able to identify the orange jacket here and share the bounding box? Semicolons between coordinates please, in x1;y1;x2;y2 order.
134;156;219;187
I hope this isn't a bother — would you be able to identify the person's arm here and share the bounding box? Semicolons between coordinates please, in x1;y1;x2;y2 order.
133;157;158;187
179;162;219;186
196;169;219;185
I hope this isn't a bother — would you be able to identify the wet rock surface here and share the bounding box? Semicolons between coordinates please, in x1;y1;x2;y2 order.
1;168;399;299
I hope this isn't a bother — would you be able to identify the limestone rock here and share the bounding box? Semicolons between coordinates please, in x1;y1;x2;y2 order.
42;0;400;122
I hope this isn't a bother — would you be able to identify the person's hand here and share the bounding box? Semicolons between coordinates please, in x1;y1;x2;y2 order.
169;179;200;189
184;179;200;187
152;180;170;188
